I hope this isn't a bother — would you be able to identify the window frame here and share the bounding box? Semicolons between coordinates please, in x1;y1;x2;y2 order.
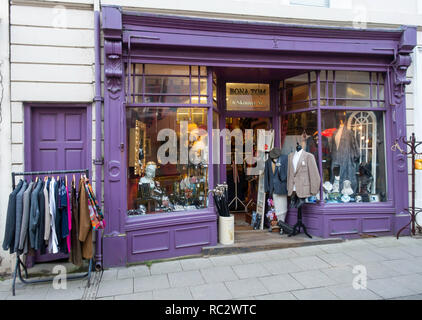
280;70;389;205
124;62;215;219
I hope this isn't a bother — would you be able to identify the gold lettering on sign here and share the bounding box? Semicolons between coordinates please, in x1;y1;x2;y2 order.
226;83;270;111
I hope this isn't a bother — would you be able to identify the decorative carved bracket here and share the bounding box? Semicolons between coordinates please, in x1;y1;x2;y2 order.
391;53;412;107
104;40;123;99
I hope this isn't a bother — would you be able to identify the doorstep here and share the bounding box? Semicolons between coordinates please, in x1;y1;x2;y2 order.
202;228;343;256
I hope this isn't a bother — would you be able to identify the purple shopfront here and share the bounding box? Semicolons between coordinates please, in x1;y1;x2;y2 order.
100;6;416;267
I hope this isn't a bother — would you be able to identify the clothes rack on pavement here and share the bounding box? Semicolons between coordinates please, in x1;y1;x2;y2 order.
4;169;104;296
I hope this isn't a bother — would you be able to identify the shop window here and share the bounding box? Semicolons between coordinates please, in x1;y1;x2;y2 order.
321;110;387;204
127;107;209;216
127;64;208;105
319;71;385;107
280;111;319;159
281;72;317;111
226;83;270;111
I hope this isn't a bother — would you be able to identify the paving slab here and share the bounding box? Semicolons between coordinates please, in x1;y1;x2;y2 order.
344;249;387;263
264;248;299;260
225;278;269;299
289;256;330;271
209;255;243;267
291;287;338;300
237;251;274;264
6;286;49;300
190;282;233;300
320;266;355;285
232;263;271;279
134;274;170;293
153;287;193;300
317;253;360;267
168;270;205;288
327;284;382;300
292;245;327;257
290;270;337;289
375;247;414;260
100;269;118;281
258;274;304;293
260;259;303;275
391;274;422;294
150;261;182;275
96;278;133;298
180;258;214;271
367;278;417;299
401;244;422;257
381;258;422;275
45;286;85;300
200;266;239;284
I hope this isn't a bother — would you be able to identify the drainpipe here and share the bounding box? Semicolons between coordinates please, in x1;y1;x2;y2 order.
94;9;103;270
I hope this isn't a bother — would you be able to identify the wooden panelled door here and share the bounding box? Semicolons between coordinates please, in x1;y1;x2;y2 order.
26;105;90;263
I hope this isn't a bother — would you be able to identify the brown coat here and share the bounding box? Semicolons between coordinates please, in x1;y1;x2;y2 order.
287;150;320;198
78;178;93;260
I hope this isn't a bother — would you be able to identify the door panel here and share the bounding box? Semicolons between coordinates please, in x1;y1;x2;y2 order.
29;106;89;263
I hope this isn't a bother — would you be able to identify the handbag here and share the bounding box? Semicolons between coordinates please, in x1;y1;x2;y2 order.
277;220;294;235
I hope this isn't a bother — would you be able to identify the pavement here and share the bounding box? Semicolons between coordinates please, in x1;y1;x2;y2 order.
1;236;422;300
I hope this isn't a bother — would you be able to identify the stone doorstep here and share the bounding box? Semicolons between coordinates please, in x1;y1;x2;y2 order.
201;237;344;256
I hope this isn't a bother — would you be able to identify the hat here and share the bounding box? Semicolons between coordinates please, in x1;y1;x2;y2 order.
269;148;282;159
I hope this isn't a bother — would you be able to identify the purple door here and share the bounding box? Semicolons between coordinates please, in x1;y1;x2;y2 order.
27;106;89;263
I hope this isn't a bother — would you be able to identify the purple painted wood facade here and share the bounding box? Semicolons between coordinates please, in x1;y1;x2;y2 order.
101;6;416;267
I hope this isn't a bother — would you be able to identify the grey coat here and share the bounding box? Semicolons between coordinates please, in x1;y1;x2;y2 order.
330;127;360;193
19;181;34;254
264;155;288;195
14;180;28;252
2;180;24;253
29;180;43;250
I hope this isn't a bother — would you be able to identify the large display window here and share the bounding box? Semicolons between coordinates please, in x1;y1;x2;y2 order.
125;64;211;217
127;107;209;216
321;110;387;203
280;71;387;205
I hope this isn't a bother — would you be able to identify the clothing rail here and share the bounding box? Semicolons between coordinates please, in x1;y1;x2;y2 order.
10;169;93;296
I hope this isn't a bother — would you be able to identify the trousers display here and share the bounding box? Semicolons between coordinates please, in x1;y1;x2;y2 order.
273;194;287;222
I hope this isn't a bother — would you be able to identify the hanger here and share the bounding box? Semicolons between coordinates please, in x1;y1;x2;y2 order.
35;176;39;183
65;175;68;188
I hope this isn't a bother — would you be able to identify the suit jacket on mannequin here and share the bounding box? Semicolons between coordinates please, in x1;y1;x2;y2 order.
264;154;288;195
287;150;320;198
